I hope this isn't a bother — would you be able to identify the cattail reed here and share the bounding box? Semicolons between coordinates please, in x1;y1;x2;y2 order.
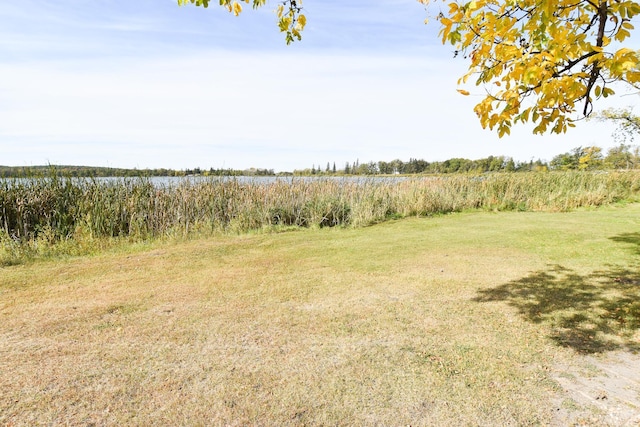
2;171;640;263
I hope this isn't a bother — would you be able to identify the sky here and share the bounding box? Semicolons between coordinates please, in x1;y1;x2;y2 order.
0;0;638;172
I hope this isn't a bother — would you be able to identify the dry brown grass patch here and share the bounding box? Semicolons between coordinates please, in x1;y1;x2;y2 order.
2;207;640;425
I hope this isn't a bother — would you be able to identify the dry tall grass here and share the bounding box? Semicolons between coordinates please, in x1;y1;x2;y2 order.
2;171;640;264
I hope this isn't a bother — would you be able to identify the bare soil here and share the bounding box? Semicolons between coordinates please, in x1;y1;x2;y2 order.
552;351;640;426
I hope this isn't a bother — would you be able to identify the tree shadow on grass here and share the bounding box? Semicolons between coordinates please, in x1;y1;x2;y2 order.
475;233;640;354
610;232;640;255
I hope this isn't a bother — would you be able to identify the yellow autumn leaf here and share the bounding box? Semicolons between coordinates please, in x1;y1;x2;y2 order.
457;89;470;96
621;60;637;71
232;1;242;15
297;14;306;29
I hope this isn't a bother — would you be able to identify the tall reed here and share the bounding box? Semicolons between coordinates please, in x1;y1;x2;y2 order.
2;171;640;263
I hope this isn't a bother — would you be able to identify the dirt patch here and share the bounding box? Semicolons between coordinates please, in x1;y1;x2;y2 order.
551;351;640;426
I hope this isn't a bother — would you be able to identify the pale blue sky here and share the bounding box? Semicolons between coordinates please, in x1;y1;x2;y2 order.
0;0;637;172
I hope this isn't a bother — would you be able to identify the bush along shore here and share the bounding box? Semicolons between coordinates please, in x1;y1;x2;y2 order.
2;171;640;264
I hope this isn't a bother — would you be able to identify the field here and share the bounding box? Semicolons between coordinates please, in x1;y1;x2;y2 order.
2;203;640;425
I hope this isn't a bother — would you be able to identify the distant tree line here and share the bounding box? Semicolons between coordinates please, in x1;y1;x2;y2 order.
181;167;275;176
294;144;640;175
548;145;640;171
2;144;640;178
295;157;541;175
0;165;275;178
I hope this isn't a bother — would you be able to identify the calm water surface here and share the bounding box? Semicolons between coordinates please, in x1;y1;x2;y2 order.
145;176;409;186
1;175;412;187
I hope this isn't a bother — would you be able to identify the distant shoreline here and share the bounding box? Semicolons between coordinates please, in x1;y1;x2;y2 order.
0;165;276;178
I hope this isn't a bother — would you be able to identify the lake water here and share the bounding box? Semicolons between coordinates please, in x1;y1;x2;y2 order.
144;175;409;186
1;175;411;187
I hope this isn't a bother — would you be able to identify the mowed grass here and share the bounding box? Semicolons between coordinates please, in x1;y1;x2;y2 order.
2;205;640;425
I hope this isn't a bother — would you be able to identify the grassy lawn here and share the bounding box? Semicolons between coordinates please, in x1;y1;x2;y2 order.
2;205;640;425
